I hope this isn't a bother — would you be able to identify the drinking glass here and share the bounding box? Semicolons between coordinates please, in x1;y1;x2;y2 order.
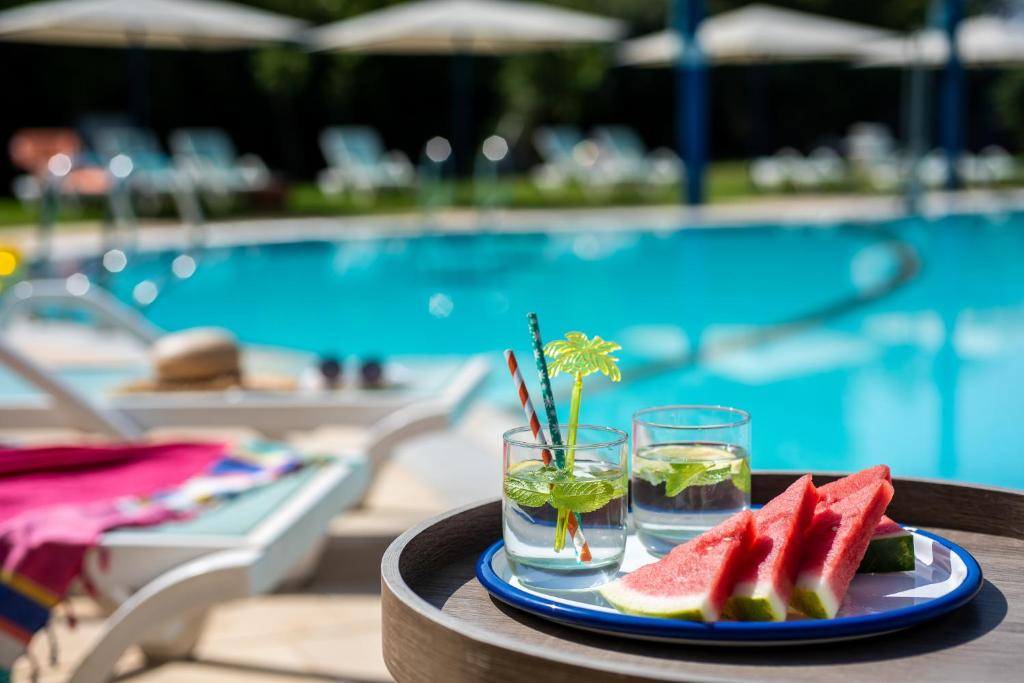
632;405;751;555
502;425;628;590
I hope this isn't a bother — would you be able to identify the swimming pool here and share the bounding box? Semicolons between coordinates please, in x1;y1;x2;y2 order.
38;211;1024;488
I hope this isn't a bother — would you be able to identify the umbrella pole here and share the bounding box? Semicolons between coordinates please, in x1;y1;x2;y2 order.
939;0;964;190
673;0;708;205
127;42;150;126
451;50;474;176
903;51;929;215
746;64;771;157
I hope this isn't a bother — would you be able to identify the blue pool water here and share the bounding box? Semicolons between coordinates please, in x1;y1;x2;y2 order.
64;212;1024;488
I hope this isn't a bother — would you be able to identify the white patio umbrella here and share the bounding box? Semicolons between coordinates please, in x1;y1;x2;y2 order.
305;0;623;55
306;0;624;167
618;3;890;67
857;15;1024;67
0;0;306;50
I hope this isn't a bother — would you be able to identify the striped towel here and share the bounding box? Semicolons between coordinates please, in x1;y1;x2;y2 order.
0;441;305;676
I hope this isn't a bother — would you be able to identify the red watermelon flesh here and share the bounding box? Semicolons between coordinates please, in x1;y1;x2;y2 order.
818;466;914;572
792;480;895;618
600;510;755;622
874;515;902;535
725;475;818;621
815;465;891;509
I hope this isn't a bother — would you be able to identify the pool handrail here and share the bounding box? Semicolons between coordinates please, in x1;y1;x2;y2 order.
0;278;163;344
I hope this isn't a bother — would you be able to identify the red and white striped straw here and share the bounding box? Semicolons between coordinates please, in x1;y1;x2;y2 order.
504;349;553;465
504;349;592;562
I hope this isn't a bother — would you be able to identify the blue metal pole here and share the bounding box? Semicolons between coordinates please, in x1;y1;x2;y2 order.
673;0;707;205
939;0;964;190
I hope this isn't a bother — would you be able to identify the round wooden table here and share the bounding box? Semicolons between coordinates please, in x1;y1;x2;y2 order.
382;472;1024;682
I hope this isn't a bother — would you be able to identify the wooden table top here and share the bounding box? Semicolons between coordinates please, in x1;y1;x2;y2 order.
382;473;1024;682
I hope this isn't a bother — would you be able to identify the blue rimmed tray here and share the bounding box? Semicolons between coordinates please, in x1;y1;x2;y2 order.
476;528;983;645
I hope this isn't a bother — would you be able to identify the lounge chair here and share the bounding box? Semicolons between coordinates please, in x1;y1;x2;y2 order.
845;122;903;191
530;125;616;195
918;148;951;189
0;279;490;437
8;128;113;208
750;147;844;192
168;128;272;207
7;128;126;264
591;125;684;188
978;145;1016;183
87;125;203;227
316;126;414;200
806;146;847;185
0;337;467;683
958;145;1016;185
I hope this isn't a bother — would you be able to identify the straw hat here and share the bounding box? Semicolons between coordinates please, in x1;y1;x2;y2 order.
154;328;240;383
118;327;295;392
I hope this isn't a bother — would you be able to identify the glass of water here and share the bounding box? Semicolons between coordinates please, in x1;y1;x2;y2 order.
632;405;751;556
502;425;628;590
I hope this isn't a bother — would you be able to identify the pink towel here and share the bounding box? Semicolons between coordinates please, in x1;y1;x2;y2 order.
0;439;316;677
0;442;226;524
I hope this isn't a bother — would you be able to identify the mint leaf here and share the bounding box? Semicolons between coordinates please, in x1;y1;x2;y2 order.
504;477;550;508
692;465;733;487
610;475;629;498
550;480;615;513
529;465;562;482
664;463;708;497
732;459;752;494
635;460;675;486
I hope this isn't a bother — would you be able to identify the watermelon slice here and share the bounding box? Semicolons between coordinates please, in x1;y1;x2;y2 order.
725;475;818;621
858;515;915;573
818;466;915;573
815;464;891;506
600;510;755;622
791;480;895;619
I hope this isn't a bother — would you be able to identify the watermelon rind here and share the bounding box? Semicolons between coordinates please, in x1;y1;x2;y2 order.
790;581;839;620
724;580;787;621
858;531;915;573
598;583;711;621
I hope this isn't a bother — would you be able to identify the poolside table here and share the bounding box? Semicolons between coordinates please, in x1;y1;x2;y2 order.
381;472;1024;682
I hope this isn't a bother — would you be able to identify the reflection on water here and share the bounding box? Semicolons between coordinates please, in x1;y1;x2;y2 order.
11;212;1024;487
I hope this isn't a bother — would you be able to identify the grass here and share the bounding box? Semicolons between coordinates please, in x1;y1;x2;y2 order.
0;160;997;231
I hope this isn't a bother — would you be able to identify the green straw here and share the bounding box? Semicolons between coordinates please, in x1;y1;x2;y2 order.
528;312;587;556
527;312;564;466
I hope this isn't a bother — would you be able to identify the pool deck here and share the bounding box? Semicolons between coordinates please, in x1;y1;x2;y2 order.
5;188;1024;261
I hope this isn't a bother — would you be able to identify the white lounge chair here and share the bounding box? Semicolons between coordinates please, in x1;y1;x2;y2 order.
591;125;684;189
169;128;272;208
88;125;203;228
316;126;414;200
0;336;480;682
530;125;618;196
0;279;490;437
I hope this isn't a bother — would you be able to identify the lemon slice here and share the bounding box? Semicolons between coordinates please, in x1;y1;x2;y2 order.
650;444;730;463
508;459;548;475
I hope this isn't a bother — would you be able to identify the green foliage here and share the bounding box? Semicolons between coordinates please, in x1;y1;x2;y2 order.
544;332;622;381
497;47;608;126
250;46;310;97
993;70;1024;148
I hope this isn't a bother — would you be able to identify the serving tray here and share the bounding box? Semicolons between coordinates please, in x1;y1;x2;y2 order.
381;472;1024;683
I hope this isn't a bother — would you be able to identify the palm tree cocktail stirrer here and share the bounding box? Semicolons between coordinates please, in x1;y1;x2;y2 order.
527;313;590;560
529;313;622;554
